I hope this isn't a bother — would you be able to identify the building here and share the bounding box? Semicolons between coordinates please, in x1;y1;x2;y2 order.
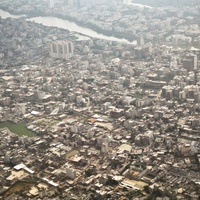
49;0;55;9
183;53;198;71
66;165;76;180
67;0;82;8
50;41;74;60
137;35;145;46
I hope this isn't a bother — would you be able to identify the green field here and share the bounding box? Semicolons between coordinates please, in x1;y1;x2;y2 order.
0;121;36;137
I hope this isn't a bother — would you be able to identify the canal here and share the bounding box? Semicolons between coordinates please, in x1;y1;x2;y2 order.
0;121;36;137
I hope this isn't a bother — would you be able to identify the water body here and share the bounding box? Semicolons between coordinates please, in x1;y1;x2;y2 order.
0;9;26;19
0;121;36;137
123;0;152;8
27;16;136;44
0;9;136;44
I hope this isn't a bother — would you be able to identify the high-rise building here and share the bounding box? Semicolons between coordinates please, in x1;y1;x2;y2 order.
49;0;55;9
137;35;144;46
50;41;74;60
183;53;198;71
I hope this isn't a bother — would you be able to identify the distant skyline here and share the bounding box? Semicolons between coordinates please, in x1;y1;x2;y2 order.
132;0;200;7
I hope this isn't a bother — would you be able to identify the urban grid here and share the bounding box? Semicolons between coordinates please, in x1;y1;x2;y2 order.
0;0;200;199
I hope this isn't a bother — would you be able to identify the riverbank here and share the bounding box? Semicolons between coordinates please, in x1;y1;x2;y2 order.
0;8;26;19
0;7;137;43
125;0;153;8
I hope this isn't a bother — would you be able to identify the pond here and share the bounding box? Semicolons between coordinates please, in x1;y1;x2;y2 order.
0;121;36;137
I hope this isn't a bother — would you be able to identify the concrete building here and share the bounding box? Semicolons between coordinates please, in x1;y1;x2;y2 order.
66;166;76;180
50;41;74;60
49;0;55;9
183;53;198;71
67;0;82;8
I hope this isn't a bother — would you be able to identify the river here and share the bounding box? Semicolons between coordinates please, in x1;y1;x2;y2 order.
123;0;152;8
0;0;152;44
26;1;152;43
0;9;137;44
0;9;26;19
26;16;136;44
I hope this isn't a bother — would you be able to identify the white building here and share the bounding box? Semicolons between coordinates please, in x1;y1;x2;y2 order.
101;143;109;153
37;91;46;100
66;166;76;180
